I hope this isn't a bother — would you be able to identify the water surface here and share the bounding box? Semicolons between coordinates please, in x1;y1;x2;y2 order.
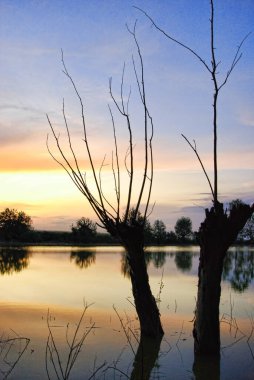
0;245;253;379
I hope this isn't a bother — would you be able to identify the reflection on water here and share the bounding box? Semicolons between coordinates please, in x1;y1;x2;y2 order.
174;251;193;272
223;248;254;292
130;335;162;380
70;249;96;269
0;245;253;379
119;247;254;293
121;251;168;279
146;251;167;268
0;246;30;275
1;246;253;294
0;332;30;379
193;354;220;380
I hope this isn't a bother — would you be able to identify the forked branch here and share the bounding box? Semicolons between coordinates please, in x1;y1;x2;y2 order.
181;134;214;199
135;0;250;207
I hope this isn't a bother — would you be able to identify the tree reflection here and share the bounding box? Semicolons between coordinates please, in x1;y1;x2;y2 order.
222;252;233;280
121;251;167;278
70;250;96;269
193;354;220;380
174;251;193;272
130;335;162;380
222;249;254;292
145;251;167;268
0;247;30;275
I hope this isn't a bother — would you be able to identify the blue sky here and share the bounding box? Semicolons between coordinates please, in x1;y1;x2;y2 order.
0;0;253;231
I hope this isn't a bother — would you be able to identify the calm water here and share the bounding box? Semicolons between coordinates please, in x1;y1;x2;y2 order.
0;245;253;379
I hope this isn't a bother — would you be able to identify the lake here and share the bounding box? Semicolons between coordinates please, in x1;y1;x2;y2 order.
0;245;253;379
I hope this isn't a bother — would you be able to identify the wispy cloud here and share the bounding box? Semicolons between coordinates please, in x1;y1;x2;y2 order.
0;103;43;114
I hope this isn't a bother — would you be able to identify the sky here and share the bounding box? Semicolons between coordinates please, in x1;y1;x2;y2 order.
0;0;253;232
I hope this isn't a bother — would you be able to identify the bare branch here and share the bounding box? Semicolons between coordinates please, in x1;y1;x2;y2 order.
144;112;154;220
62;98;86;191
108;104;121;220
61;50;109;218
134;6;211;73
47;118;107;225
121;62;126;113
218;32;251;90
124;145;131;177
136;1;250;208
98;155;118;216
182;134;214;199
109;76;134;223
127;21;152;221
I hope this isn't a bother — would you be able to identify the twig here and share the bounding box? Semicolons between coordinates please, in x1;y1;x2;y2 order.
113;305;136;356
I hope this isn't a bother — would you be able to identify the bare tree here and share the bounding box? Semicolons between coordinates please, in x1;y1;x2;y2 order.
135;0;253;354
47;24;163;339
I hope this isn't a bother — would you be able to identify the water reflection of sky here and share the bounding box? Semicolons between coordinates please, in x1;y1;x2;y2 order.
0;246;253;379
0;246;253;311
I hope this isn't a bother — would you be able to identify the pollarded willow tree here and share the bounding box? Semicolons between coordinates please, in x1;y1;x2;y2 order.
136;0;253;355
47;24;163;339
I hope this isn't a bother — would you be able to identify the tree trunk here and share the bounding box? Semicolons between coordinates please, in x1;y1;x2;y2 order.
118;223;164;339
130;335;162;380
193;202;253;355
193;354;220;380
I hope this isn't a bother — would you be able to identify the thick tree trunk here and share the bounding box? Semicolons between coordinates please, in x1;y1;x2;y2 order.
193;202;253;355
193;354;220;380
118;223;164;339
130;335;162;380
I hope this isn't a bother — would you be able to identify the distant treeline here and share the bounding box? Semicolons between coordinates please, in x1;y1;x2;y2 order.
0;207;253;245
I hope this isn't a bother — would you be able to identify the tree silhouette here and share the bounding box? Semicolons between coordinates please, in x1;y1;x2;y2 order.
174;217;192;242
71;217;97;243
0;208;32;242
47;25;163;338
136;0;253;354
152;220;167;245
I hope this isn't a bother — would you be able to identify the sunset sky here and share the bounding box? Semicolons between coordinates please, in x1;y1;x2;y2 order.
0;0;253;231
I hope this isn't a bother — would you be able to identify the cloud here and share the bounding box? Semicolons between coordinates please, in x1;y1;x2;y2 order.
240;114;254;128
34;215;75;231
0;104;43;114
0;125;32;146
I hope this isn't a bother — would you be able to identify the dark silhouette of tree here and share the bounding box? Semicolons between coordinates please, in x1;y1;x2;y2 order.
0;247;30;275
152;219;167;245
0;208;32;242
71;217;97;243
174;251;193;272
166;231;177;244
130;335;162;380
193;354;220;380
136;0;253;355
174;217;192;242
70;250;96;269
47;25;163;338
143;219;153;245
